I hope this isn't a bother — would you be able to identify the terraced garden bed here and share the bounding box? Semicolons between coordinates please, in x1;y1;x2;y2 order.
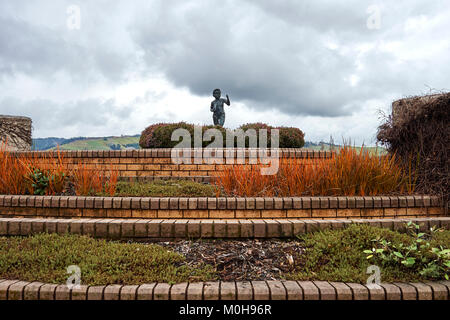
1;224;448;285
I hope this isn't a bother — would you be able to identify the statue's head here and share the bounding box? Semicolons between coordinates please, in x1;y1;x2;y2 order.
213;88;221;99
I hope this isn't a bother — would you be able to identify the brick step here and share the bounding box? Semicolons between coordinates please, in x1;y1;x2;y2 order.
0;195;444;219
0;278;448;300
1;217;449;240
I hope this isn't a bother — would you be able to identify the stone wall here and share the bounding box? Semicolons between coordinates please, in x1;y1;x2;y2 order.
0;115;32;151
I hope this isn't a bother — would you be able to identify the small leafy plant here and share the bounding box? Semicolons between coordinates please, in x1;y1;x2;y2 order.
28;168;67;195
364;221;450;280
28;169;50;195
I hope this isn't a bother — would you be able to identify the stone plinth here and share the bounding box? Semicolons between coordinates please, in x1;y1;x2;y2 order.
0;115;32;151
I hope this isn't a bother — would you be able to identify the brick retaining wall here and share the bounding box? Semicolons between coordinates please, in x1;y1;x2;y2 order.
0;195;444;219
12;148;333;178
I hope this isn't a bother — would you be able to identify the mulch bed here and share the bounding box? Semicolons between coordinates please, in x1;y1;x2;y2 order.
153;239;305;281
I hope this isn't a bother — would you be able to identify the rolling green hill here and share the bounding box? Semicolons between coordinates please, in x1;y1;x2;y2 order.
48;135;140;151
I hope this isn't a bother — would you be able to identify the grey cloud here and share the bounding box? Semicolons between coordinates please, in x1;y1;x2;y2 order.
245;0;367;33
131;0;364;117
130;0;450;117
0;97;134;135
0;1;133;83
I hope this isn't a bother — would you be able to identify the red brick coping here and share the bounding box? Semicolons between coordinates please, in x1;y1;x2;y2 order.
1;217;448;239
0;278;448;300
0;195;444;220
12;148;334;159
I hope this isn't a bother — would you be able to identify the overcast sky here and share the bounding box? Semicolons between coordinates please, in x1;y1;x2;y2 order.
0;0;449;144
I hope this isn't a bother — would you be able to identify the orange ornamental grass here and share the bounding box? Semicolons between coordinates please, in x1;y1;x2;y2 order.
72;162;119;196
214;145;414;197
0;141;32;195
0;141;118;196
20;146;68;195
72;163;102;196
46;146;67;194
105;168;119;196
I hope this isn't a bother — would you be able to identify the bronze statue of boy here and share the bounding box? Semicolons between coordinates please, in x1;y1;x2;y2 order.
210;88;230;126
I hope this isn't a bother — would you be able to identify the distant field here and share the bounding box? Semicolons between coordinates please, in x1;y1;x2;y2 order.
304;145;387;155
51;136;140;151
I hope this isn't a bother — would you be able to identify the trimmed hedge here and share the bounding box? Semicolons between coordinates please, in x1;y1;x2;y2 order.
139;122;305;148
139;122;193;149
278;126;306;148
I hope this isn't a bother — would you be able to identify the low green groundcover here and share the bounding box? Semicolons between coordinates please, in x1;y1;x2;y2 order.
102;180;218;197
0;225;448;285
0;233;216;285
288;224;449;283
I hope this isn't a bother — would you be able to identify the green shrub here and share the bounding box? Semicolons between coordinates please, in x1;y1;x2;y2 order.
139;123;163;148
28;168;67;196
237;123;274;147
278;126;305;148
139;122;195;149
28;169;50;195
239;122;273;131
200;125;229;148
139;122;305;148
364;222;450;280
